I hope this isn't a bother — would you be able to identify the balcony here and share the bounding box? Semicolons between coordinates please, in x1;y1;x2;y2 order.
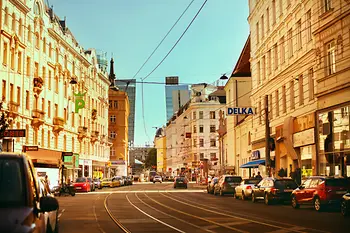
8;101;20;119
91;130;99;144
31;109;45;128
33;77;44;96
91;109;97;121
53;117;65;135
78;126;88;141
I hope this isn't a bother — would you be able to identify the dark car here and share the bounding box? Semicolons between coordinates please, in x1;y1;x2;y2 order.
214;175;242;196
93;178;103;189
0;153;59;233
174;176;188;188
207;177;219;194
341;192;350;217
291;176;349;211
125;176;133;185
252;177;298;205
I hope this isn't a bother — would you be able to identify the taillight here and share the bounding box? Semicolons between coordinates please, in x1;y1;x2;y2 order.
270;188;278;194
222;182;227;186
246;186;252;190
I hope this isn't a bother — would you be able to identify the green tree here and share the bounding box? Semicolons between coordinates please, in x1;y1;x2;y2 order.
145;148;157;169
0;102;9;151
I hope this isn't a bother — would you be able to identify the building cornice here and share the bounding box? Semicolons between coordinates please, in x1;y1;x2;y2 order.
9;0;30;14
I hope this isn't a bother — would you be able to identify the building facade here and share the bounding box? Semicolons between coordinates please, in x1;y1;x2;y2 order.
0;0;110;184
154;127;166;173
115;79;136;146
165;76;190;121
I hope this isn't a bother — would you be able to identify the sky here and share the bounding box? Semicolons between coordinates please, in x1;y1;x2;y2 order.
48;0;250;146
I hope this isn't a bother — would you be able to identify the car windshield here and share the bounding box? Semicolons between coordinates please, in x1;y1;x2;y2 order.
155;176;161;178
0;157;26;207
176;177;186;182
326;178;349;187
87;178;92;182
76;177;86;182
225;177;242;183
244;179;260;185
102;178;110;182
93;179;100;182
275;180;298;189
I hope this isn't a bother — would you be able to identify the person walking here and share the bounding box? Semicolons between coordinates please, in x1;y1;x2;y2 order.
255;172;262;179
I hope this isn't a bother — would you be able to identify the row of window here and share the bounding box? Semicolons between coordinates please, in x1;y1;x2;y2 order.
193;125;216;133
192;110;216;120
192;152;216;161
192;138;217;147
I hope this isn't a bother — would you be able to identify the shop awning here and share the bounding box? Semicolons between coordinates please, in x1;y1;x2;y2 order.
240;159;265;168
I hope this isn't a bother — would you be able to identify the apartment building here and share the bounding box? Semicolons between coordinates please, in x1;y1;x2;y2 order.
0;0;110;183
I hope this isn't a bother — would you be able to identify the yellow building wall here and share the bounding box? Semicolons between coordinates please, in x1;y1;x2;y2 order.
155;136;166;173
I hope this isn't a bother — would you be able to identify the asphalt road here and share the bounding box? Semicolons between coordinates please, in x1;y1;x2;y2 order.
57;182;349;233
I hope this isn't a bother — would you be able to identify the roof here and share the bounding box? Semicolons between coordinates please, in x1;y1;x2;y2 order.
231;35;251;77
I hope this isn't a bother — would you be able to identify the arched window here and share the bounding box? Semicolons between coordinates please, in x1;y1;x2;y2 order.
34;1;41;16
12;13;16;32
4;8;9;26
19;18;23;37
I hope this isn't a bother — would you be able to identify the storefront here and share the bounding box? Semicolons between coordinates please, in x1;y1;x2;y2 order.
240;150;265;178
79;159;92;177
92;160;106;179
317;103;350;177
110;160;127;176
64;153;80;182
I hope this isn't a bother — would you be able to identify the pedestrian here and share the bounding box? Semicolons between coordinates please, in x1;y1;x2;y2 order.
251;173;255;178
44;175;51;192
255;172;262;179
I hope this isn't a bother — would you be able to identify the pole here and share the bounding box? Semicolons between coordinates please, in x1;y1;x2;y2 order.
61;153;64;186
265;95;270;177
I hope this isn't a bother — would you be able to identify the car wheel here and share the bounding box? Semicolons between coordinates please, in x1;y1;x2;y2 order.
241;192;246;201
314;197;322;212
264;193;271;205
291;196;300;209
252;192;257;203
219;189;224;196
341;200;349;217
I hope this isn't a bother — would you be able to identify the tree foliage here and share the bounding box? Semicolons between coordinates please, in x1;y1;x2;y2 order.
0;102;9;139
145;148;157;169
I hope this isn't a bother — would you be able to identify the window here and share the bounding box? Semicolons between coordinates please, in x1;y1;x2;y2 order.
269;94;273;119
199;125;204;133
10;48;15;70
64;55;68;69
193;138;197;147
49;43;52;58
210;153;216;160
114;101;118;109
110;131;116;139
282;85;286;113
272;0;276;25
261;15;264;39
290;80;295;110
3;42;8;65
72;137;75;152
55;76;59;93
210;125;216;133
71;112;75;127
288;29;293;57
267;50;271;75
275;90;279;117
298;75;304;106
26;57;31;76
258;101;262;124
41;129;45;147
210;139;216;147
17;52;22;73
64;108;67;122
280;37;285;63
266;8;270;32
262;56;266;81
34;62;39;77
256;22;259;44
35;33;39;49
324;0;332;12
326;40;336;75
28;25;32;42
110;148;116;157
17;87;21;105
26;91;29;109
200;153;204;160
257;61;261;84
308;68;314;101
64;81;67;97
56;48;59;63
199;139;204;147
48;101;51;118
193;153;198;161
26;125;30;144
296;20;302;50
273;44;278;70
306;10;312;42
210;111;215;119
199;111;203;119
10;84;14;102
43;38;46;53
110;115;116;123
54;104;58;117
54;134;58;149
193;125;197;133
4;8;9;26
192;111;196;119
12;13;16;32
19;18;23;37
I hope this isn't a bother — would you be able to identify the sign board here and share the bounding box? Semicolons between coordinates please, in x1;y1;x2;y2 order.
165;76;179;85
111;160;125;165
293;128;315;147
227;107;255;116
23;146;39;152
4;129;26;137
74;92;86;113
185;132;192;138
251;150;260;160
62;152;73;156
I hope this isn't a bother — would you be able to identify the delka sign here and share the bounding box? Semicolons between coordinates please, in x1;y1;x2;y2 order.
227;107;256;116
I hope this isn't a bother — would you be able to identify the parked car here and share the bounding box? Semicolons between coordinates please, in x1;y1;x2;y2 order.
341;192;350;217
207;177;219;194
291;176;349;211
126;176;133;185
234;178;261;200
174;176;188;188
214;175;242;196
101;178;112;187
93;178;103;189
154;175;162;183
0;153;59;233
111;177;121;187
87;177;96;191
169;176;175;182
114;176;124;186
74;177;91;192
252;177;298;205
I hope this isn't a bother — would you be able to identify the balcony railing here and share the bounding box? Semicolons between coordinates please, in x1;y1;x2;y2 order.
31;109;45;128
91;130;100;143
8;101;20;118
78;126;88;141
53;117;65;135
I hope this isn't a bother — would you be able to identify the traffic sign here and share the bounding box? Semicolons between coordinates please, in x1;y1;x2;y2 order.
227;107;256;115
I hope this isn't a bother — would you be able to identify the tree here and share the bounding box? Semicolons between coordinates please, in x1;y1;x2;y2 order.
145;148;157;169
0;102;10;152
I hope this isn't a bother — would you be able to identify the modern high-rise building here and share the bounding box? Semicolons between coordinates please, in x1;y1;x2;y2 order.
115;79;136;146
165;77;190;121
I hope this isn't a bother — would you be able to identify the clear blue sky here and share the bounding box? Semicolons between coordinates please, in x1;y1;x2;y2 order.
48;0;249;146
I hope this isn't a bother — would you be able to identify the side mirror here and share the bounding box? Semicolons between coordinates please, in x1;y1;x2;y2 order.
255;184;260;188
40;196;59;212
299;185;305;190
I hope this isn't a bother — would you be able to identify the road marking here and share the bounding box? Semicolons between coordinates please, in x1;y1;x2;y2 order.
125;194;186;233
93;195;107;233
160;192;310;233
58;208;65;219
135;193;215;233
143;193;249;233
77;189;205;194
104;193;131;233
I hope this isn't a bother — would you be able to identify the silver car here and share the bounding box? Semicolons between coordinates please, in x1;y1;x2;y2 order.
234;178;261;200
153;175;162;183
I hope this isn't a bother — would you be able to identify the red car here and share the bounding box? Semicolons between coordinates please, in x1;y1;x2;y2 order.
73;177;91;192
291;176;349;211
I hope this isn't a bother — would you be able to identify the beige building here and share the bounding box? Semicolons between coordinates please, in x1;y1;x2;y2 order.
154;127;166;173
0;0;110;184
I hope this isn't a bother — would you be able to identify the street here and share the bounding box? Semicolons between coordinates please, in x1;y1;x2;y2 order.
57;183;349;233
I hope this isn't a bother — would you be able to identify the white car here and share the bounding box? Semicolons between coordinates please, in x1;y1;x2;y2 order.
153;175;162;183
